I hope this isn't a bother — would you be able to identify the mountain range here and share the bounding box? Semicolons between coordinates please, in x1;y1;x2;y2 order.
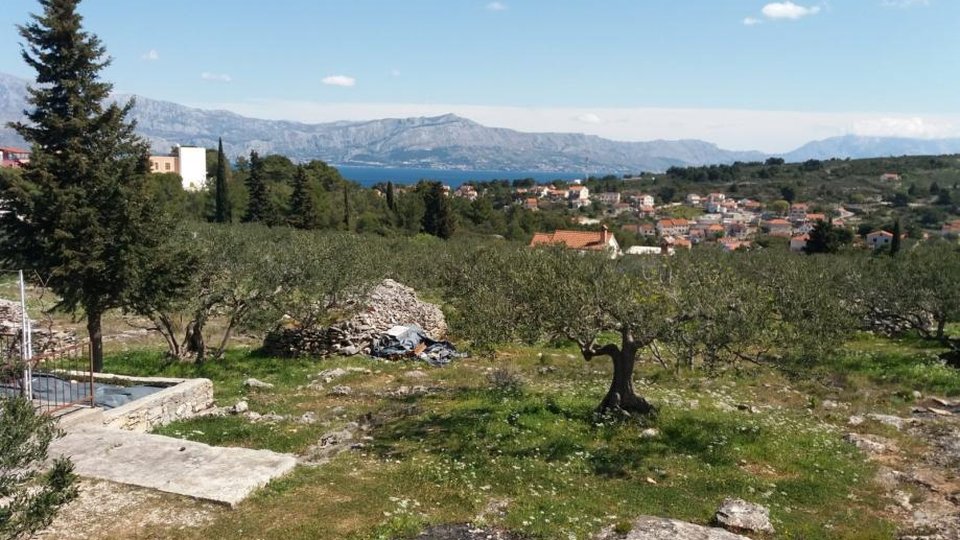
2;72;958;172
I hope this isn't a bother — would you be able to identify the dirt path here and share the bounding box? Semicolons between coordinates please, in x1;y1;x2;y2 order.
37;480;224;539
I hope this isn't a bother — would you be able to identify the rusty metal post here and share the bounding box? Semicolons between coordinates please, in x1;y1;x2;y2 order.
88;341;95;407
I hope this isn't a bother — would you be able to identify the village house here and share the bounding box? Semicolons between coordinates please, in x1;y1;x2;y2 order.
593;191;621;205
763;218;793;237
529;226;620;257
718;237;749;252
880;173;902;182
0;146;30;168
941;220;960;237
148;145;207;190
638;205;656;218
523;198;539;211
656;218;690;237
567;185;590;203
685;193;702;206
632;193;655;207
790;234;809;252
623;223;656;237
454;184;479;201
788;203;810;222
866;230;894;249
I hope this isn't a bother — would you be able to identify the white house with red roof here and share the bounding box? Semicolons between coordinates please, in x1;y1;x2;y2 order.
0;146;30;168
866;230;894;249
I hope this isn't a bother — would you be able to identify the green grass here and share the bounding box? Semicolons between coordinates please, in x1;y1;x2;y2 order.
829;332;960;397
102;344;905;539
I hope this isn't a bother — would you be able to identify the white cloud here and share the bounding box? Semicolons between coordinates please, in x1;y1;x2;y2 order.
761;1;821;19
140;49;159;61
743;17;763;25
881;0;928;7
322;75;356;87
852;116;956;138
200;72;232;83
486;2;507;11
575;113;602;124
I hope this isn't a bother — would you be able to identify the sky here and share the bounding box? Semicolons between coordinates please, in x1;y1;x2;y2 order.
0;0;957;152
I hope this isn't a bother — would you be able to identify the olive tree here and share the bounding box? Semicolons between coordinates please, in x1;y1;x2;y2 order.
452;245;854;415
453;245;672;415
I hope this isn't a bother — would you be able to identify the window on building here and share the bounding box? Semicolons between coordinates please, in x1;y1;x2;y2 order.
165;163;171;171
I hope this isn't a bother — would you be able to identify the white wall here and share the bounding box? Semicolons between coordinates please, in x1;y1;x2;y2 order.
176;147;207;191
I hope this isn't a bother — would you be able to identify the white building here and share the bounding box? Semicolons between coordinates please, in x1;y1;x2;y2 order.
149;145;207;191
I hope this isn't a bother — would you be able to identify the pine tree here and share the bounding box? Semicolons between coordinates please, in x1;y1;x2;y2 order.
386;181;396;211
343;183;351;230
243;150;268;223
421;181;456;239
288;165;320;229
890;219;901;256
0;0;172;371
214;137;230;223
804;218;851;255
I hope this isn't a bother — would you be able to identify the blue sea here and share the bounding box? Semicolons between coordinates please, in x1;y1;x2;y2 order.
336;165;585;188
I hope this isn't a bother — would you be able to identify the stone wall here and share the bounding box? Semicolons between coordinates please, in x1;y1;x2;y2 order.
100;377;215;432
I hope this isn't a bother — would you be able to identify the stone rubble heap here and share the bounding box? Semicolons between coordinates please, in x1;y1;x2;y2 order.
0;298;77;357
262;279;447;358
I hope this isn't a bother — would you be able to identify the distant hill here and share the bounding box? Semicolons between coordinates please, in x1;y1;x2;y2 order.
2;71;959;172
782;134;960;162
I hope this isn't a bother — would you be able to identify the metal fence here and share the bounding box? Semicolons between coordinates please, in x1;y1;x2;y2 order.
30;342;95;414
0;270;95;415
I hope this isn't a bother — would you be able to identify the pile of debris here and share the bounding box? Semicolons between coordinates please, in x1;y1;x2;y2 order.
0;298;77;358
262;279;449;359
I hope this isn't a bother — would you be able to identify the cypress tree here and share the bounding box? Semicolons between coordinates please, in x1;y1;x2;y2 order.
289;165;320;229
243;150;268;223
386;181;396;211
214;137;230;223
421;181;456;239
0;0;171;371
343;183;351;230
890;219;901;256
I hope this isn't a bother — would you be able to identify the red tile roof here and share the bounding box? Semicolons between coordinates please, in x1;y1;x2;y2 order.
529;230;612;251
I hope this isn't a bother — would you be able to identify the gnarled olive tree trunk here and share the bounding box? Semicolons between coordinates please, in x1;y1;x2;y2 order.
580;332;656;416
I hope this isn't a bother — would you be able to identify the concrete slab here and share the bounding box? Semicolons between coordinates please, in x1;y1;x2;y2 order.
49;427;298;507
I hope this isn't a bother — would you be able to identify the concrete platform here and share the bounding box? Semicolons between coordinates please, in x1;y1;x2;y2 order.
50;427;298;507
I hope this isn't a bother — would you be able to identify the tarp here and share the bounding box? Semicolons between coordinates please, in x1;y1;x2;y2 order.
0;374;163;409
371;324;465;367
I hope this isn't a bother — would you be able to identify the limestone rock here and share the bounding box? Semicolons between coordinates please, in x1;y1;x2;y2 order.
866;413;906;431
243;378;274;389
261;279;447;358
714;498;775;534
594;516;750;540
844;432;892;455
329;385;353;396
230;400;249;414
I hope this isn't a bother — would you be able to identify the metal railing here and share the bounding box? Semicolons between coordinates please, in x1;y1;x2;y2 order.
29;342;95;414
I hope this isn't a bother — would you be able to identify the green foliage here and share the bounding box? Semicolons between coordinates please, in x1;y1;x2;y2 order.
804;219;853;254
0;0;180;370
421;182;456;239
243;150;270;223
0;397;78;539
288;166;320;229
213;138;231;223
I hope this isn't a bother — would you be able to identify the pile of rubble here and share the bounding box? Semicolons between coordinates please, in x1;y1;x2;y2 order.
0;298;77;357
262;279;447;358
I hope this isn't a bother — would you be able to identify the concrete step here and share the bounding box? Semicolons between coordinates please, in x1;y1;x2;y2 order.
49;427;298;507
54;406;104;430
